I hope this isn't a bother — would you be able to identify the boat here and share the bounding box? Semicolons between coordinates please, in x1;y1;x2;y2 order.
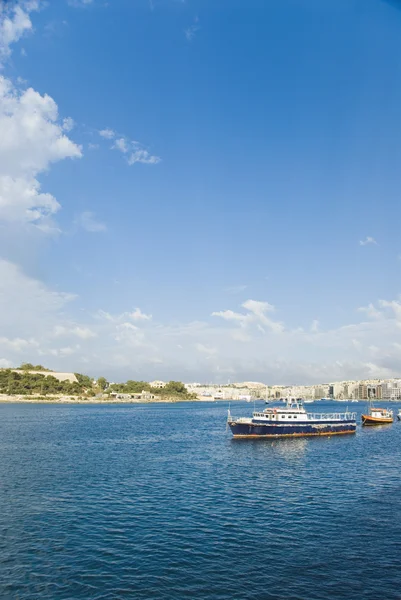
361;404;393;426
227;399;357;438
398;409;401;421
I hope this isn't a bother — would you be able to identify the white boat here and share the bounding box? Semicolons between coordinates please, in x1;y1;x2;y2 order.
227;399;357;438
397;409;401;421
362;404;393;425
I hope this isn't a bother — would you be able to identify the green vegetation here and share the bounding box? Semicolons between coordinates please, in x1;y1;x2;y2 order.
74;373;94;389
108;379;196;399
0;363;196;400
19;363;51;372
0;370;83;396
97;377;108;391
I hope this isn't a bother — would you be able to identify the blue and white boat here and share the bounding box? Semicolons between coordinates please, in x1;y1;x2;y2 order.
227;399;357;439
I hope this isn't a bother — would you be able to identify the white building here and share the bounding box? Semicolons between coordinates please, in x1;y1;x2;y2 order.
150;380;166;389
381;382;401;399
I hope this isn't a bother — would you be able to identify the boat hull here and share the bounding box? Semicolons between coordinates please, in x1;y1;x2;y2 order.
361;415;393;426
228;420;356;438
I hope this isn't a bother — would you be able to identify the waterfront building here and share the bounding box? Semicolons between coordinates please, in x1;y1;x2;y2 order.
314;385;329;399
382;382;401;400
358;384;368;400
150;380;166;389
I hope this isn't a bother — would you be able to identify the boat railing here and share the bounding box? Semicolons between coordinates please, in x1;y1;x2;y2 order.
227;415;249;423
253;411;356;421
228;409;356;422
307;412;356;421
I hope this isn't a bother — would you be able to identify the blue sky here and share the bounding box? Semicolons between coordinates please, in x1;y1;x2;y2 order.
0;0;401;383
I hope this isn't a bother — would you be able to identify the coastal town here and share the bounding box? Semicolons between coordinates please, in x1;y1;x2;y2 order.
1;365;401;402
186;379;401;401
185;378;401;400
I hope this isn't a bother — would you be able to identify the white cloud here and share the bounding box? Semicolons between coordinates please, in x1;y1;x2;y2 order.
75;211;106;233
212;299;283;333
67;0;94;7
101;128;160;166
0;336;38;352
0;77;81;177
99;128;115;139
129;308;152;321
53;325;96;340
0;259;78;361
311;319;319;333
358;303;382;320
127;147;161;165
212;308;248;325
0;76;81;230
0;1;39;62
62;117;75;132
195;343;217;355
379;299;401;324
184;17;200;42
113;137;129;153
1;262;401;384
359;236;378;246
0;175;60;225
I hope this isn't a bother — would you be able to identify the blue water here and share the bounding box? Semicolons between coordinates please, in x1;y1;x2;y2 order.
0;401;401;600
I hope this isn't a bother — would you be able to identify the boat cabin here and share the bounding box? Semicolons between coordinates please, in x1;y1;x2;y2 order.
253;401;309;422
370;408;392;418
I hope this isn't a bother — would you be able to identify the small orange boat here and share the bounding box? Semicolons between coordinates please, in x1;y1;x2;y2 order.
361;405;393;426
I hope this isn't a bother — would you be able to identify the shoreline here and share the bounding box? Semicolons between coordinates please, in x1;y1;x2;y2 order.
0;394;223;404
0;395;399;404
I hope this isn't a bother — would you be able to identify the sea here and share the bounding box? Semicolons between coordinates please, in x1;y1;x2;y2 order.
0;400;401;600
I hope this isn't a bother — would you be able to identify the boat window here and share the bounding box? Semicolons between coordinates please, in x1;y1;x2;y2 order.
294;416;297;419
288;415;292;418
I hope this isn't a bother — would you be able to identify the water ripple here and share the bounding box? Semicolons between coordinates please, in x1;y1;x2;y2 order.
0;401;401;599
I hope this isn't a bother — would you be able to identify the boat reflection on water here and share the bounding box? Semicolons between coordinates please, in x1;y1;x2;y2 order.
271;437;308;460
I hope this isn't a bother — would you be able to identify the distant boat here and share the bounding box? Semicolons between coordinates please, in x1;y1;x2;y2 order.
227;399;357;439
362;403;393;426
397;409;401;421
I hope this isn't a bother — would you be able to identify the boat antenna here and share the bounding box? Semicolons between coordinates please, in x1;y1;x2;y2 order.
226;402;231;432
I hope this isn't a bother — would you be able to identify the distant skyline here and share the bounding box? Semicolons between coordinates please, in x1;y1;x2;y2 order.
1;0;401;384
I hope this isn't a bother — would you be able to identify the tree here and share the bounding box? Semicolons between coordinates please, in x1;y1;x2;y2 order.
20;362;35;371
19;363;49;371
75;373;94;389
163;381;188;395
97;377;108;391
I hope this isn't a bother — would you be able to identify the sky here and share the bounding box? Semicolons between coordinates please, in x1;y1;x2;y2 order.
1;0;401;384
